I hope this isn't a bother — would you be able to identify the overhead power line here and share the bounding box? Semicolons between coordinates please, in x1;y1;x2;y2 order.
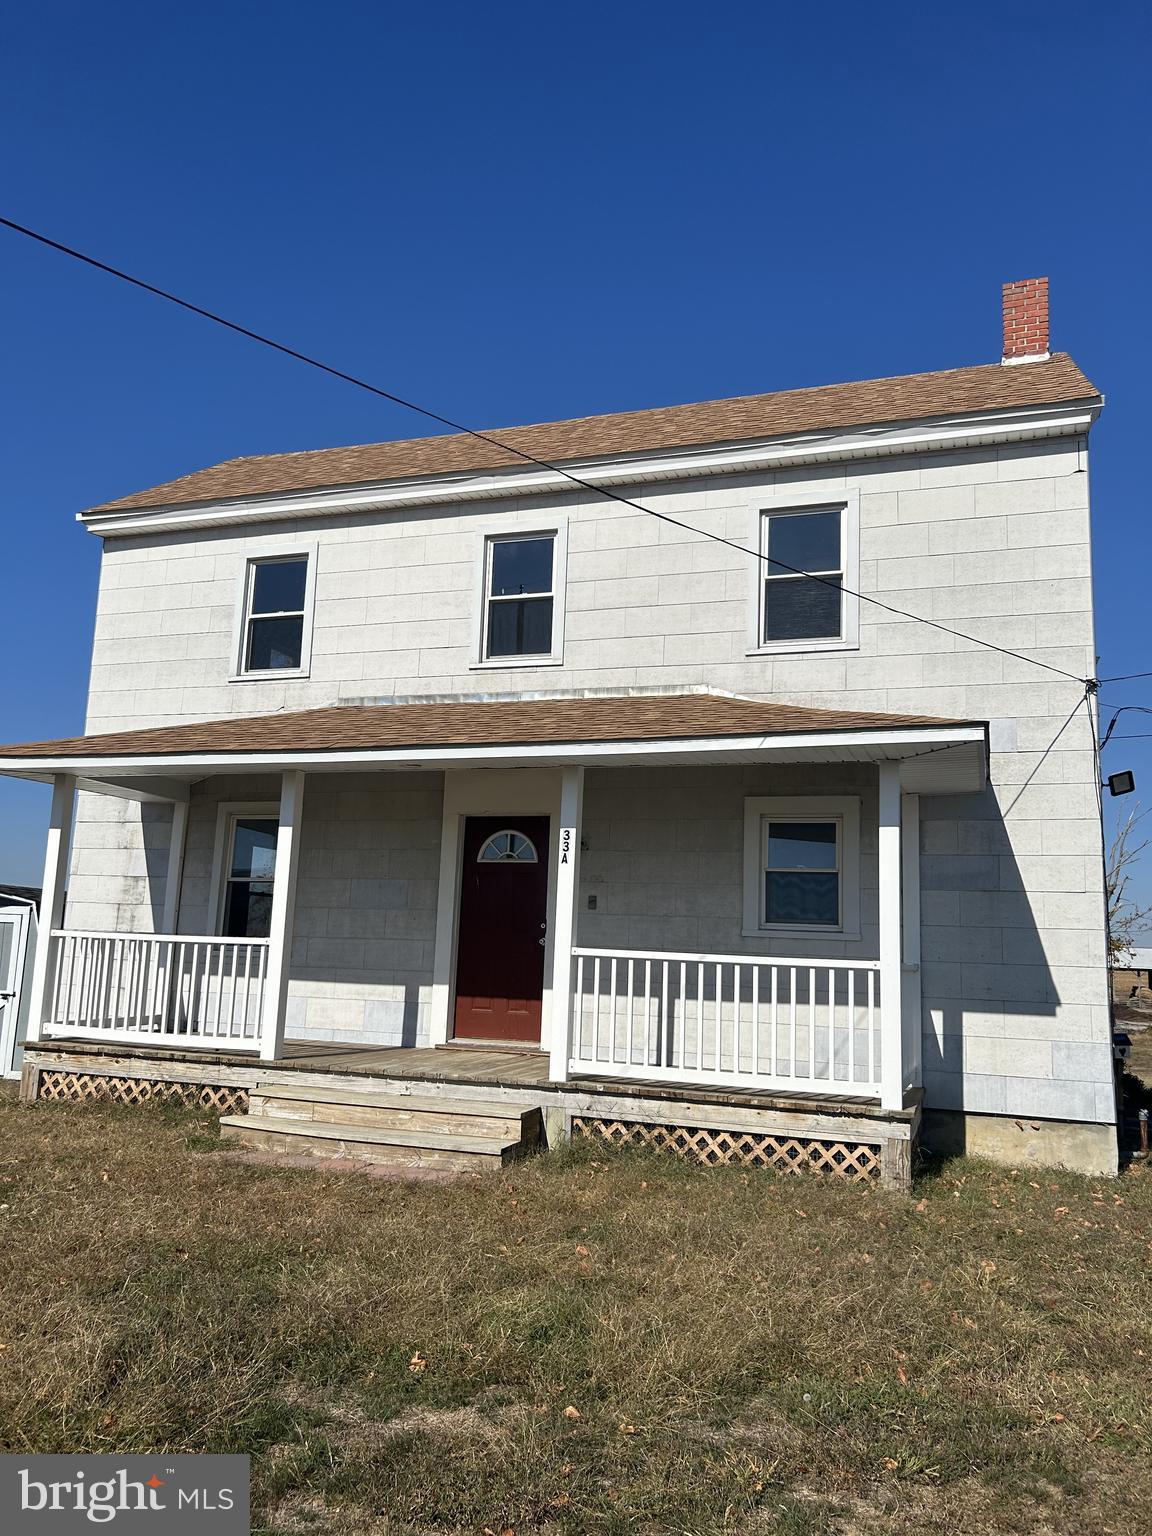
1099;705;1152;750
0;213;1096;687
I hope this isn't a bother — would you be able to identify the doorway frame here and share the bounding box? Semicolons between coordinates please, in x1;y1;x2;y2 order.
451;813;552;1045
429;768;563;1051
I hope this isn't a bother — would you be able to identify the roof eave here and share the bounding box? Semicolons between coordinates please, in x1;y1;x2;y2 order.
79;397;1103;538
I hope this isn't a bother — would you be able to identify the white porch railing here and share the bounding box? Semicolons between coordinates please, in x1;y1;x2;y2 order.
44;931;270;1051
569;947;883;1097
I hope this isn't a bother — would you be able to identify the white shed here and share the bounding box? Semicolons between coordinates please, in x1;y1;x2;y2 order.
0;887;40;1079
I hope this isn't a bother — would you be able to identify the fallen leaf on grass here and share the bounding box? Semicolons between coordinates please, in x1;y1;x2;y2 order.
563;1405;582;1420
408;1351;428;1373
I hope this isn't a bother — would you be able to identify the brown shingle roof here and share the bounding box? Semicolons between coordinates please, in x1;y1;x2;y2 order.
87;353;1099;515
0;694;972;760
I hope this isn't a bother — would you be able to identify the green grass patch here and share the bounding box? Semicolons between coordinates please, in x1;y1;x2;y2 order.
0;1087;1148;1533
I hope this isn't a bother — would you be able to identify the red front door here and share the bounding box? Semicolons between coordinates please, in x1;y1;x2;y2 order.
453;816;550;1043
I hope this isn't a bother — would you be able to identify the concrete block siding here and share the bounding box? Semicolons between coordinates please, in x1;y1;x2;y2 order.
69;773;444;1048
69;433;1112;1127
579;762;880;959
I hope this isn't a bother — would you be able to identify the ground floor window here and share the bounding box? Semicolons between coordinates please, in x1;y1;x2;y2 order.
211;805;280;937
742;796;861;938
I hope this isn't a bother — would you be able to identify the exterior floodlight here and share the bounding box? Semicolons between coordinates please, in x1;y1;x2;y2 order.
1107;770;1135;797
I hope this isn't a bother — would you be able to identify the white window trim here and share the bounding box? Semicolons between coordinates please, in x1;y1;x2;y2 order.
742;795;861;939
471;519;568;670
208;801;280;934
745;490;860;658
229;543;318;682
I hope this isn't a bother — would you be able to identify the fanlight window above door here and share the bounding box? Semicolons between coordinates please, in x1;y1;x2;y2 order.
477;830;538;864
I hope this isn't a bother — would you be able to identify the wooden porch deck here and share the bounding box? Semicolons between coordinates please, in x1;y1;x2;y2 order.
280;1041;553;1086
21;1037;919;1188
23;1035;906;1121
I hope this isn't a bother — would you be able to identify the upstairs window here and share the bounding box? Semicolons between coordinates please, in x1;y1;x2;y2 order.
483;534;556;660
239;555;311;675
759;506;845;646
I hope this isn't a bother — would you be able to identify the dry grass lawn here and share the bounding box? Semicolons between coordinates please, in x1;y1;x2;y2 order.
0;1088;1149;1535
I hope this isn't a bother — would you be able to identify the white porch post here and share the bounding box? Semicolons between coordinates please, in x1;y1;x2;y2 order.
161;798;189;934
24;773;76;1043
260;770;305;1063
900;792;923;1092
548;765;584;1083
878;761;904;1111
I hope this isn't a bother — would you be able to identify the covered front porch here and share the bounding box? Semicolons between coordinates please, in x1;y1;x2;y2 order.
0;692;988;1120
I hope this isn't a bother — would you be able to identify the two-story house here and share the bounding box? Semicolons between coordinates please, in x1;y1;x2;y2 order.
0;278;1114;1186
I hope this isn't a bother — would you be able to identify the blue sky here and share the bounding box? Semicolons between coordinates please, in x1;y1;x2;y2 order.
2;1;1150;894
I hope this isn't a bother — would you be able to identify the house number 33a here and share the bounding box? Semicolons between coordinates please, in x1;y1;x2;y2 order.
560;828;573;865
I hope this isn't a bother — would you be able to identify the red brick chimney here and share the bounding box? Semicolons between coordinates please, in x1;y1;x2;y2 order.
1002;277;1050;364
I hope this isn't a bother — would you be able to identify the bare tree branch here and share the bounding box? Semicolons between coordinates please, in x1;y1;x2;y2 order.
1107;804;1152;963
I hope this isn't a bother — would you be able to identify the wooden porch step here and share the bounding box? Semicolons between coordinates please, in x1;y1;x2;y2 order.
248;1081;542;1142
218;1113;528;1171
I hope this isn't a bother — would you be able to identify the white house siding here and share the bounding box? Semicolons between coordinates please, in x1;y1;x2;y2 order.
68;432;1111;1130
175;771;443;1045
579;763;880;959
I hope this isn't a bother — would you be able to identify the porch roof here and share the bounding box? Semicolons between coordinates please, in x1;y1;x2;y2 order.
0;692;988;795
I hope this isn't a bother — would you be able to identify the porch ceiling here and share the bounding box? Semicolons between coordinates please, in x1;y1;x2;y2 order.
0;691;988;795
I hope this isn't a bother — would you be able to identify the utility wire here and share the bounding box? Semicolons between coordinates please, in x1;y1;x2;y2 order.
1098;670;1152;683
0;213;1096;689
1099;706;1152;750
1084;687;1118;1005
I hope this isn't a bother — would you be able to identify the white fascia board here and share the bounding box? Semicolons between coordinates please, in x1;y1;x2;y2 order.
80;403;1100;539
0;723;987;779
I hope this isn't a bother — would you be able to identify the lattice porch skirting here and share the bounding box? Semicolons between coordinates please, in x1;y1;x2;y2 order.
35;1068;249;1117
572;1115;882;1181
